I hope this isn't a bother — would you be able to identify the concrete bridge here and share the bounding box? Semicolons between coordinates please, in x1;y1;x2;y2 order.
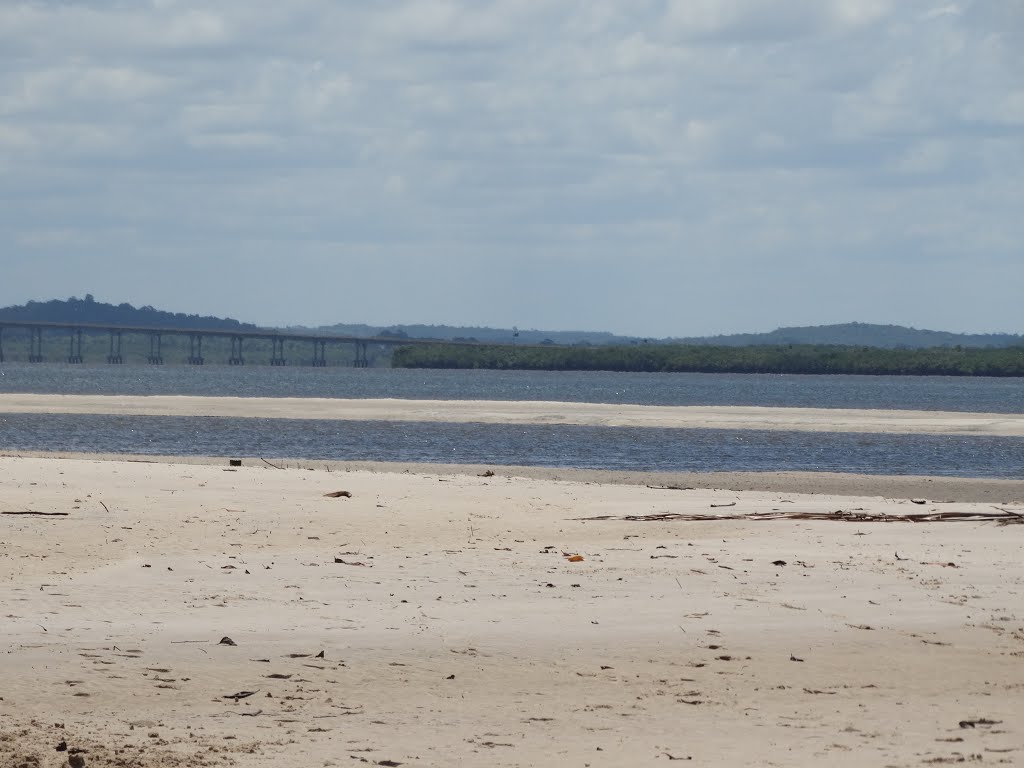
0;320;512;367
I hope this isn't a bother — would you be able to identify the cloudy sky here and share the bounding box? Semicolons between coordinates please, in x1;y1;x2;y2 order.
1;1;1021;337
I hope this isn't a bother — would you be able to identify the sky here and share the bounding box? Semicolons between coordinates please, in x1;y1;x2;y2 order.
1;1;1022;337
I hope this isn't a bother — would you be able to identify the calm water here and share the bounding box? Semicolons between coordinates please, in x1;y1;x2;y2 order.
0;363;1021;412
0;413;1021;478
0;364;1021;478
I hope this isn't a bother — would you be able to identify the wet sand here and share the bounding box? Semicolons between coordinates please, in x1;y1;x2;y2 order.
1;453;1022;767
2;393;1023;435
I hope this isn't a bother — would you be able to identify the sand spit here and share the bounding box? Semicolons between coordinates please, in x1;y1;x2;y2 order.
1;393;1023;435
1;454;1022;767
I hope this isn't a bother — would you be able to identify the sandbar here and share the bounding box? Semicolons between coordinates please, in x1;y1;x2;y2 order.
1;393;1023;435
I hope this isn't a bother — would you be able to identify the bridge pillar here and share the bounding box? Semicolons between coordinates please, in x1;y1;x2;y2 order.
147;333;163;364
107;330;123;364
228;336;245;365
353;340;369;368
67;328;83;364
310;339;327;367
188;334;204;365
0;327;5;363
28;327;44;363
270;337;287;366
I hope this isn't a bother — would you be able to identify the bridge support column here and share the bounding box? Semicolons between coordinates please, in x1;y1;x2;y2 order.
29;327;44;363
270;338;287;366
188;334;204;365
0;328;5;363
353;341;369;368
68;328;83;364
310;339;327;367
107;330;123;364
147;333;163;364
228;336;245;365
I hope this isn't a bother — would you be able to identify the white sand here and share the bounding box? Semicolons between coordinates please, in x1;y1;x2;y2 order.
2;393;1023;435
1;454;1022;767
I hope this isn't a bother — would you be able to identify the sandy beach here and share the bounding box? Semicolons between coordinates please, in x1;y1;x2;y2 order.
2;394;1023;436
2;453;1022;767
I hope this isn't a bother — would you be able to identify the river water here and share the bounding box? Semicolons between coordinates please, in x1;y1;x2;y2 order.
1;364;1021;477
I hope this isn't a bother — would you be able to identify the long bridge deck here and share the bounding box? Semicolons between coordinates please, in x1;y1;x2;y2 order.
0;320;529;367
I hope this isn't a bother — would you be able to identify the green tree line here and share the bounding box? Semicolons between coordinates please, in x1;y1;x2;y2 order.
392;343;1024;377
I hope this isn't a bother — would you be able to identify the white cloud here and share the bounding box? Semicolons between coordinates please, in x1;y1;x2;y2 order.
0;0;1020;336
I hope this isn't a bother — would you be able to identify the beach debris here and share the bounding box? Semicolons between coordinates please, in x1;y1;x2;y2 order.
710;502;736;508
2;510;69;516
377;761;403;767
229;459;242;467
664;755;692;762
69;754;86;768
959;718;1001;729
789;654;804;662
259;457;284;469
895;552;908;561
324;490;352;498
56;741;67;752
564;553;584;562
772;560;787;566
218;636;237;646
479;470;495;477
334;557;368;566
911;498;928;505
575;509;1024;524
223;690;259;700
316;650;325;658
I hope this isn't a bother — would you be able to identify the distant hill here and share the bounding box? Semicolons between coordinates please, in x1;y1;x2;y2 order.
671;323;1023;349
305;322;637;346
2;299;1018;350
310;321;1022;349
0;296;259;331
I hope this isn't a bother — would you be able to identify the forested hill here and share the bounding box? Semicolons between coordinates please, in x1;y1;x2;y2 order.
675;322;1022;349
0;296;258;331
308;322;629;346
313;321;1020;348
3;299;1018;349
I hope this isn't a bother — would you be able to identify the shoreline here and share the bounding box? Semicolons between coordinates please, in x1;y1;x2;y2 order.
4;449;1022;502
1;393;1023;435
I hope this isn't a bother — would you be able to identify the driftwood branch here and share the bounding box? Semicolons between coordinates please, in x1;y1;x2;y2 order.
574;510;1024;525
2;511;69;517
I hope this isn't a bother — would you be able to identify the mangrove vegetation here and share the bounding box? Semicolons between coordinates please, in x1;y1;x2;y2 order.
391;343;1024;377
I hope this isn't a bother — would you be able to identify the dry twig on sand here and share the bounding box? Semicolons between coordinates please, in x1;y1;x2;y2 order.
2;510;69;517
575;509;1024;525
